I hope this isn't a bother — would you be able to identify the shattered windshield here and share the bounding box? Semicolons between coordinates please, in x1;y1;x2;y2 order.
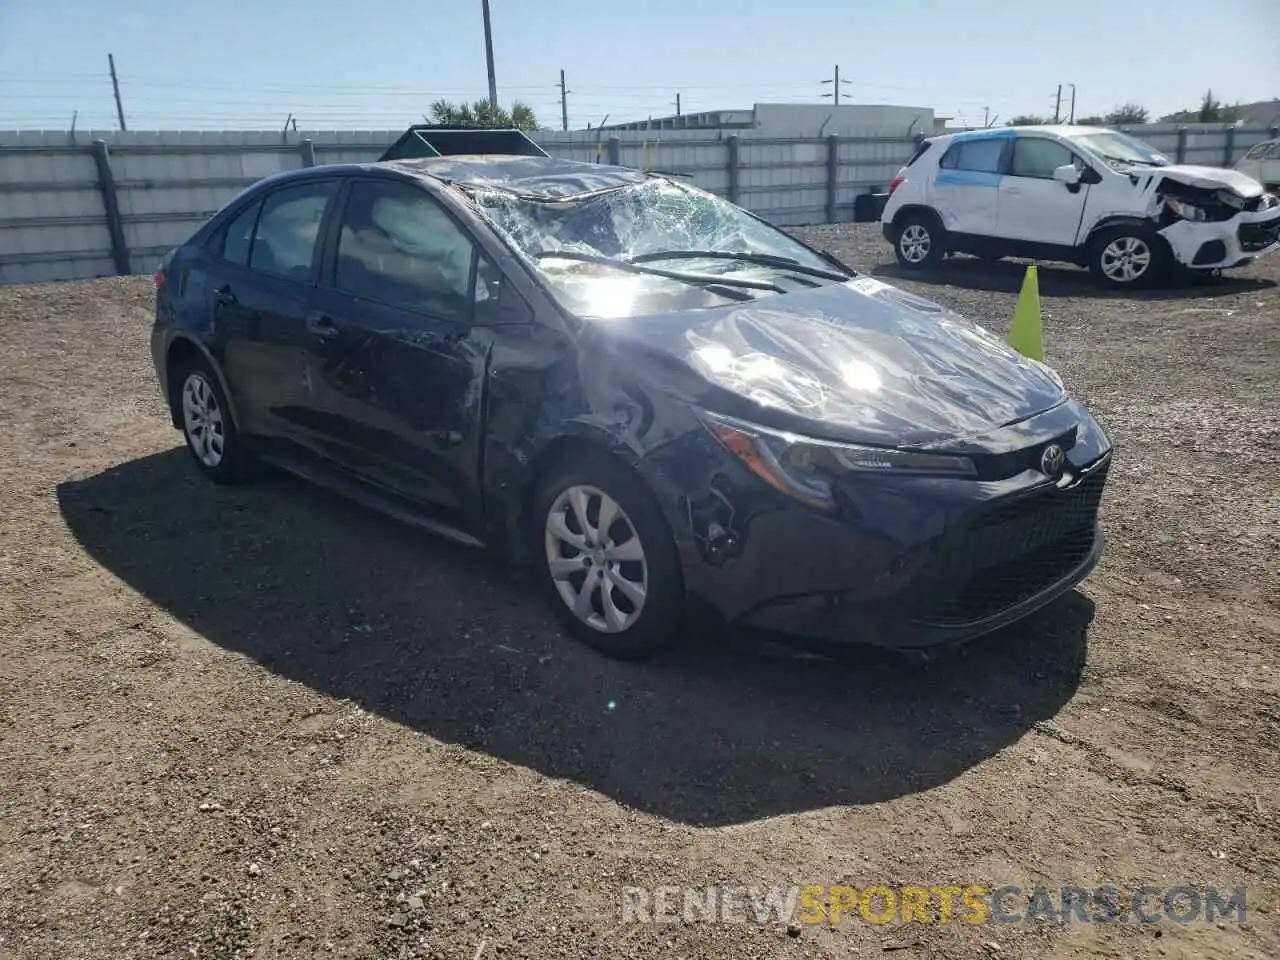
1070;131;1169;170
469;178;844;319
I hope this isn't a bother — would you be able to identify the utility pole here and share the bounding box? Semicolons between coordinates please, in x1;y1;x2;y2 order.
675;92;681;116
984;106;990;128
1067;83;1077;123
108;53;127;131
559;69;569;131
480;0;498;115
821;65;852;105
1053;83;1063;123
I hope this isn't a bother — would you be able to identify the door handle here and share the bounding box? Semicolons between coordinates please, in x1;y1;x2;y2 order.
306;311;339;339
214;285;237;306
1004;186;1021;194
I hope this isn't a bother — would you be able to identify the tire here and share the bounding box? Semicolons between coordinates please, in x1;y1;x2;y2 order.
172;357;255;484
893;211;945;270
531;450;685;660
1088;224;1168;289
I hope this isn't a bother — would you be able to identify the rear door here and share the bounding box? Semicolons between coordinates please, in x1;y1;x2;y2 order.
304;176;497;521
927;134;1009;236
994;136;1091;245
213;178;340;449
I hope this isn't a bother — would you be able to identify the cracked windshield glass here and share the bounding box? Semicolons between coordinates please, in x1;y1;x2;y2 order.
471;178;846;318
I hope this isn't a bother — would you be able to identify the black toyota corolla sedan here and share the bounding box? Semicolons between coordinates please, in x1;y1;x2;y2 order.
150;152;1112;659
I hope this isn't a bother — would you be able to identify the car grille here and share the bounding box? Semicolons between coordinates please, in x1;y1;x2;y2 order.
1239;216;1280;252
911;459;1109;626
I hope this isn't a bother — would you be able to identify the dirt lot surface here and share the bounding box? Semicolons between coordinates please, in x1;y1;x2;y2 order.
1;226;1277;960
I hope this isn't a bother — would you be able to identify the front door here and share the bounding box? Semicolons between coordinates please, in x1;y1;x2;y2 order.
927;133;1009;236
995;136;1090;246
304;177;493;521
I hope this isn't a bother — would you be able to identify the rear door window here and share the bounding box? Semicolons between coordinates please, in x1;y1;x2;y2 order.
219;200;262;267
249;181;339;282
939;138;1006;174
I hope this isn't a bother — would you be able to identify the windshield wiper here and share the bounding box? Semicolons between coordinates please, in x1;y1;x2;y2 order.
626;249;851;282
531;250;785;297
1101;154;1164;167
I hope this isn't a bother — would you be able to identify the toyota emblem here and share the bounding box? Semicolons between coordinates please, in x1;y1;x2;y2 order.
1040;443;1066;478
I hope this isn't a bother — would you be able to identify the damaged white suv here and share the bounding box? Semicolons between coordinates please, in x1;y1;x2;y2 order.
881;125;1280;287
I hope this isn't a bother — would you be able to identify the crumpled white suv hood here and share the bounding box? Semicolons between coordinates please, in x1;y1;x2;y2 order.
1136;163;1267;197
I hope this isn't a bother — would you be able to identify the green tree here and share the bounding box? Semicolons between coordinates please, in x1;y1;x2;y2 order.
1008;114;1049;126
429;98;539;132
1103;103;1149;125
1194;89;1241;124
1075;115;1105;125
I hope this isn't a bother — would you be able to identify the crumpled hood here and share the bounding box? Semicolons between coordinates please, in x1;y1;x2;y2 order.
606;275;1067;448
1141;163;1266;196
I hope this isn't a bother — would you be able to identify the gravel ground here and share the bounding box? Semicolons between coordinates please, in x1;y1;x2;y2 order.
1;224;1277;960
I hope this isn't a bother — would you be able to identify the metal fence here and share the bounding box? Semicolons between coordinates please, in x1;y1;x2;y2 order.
1;122;1276;285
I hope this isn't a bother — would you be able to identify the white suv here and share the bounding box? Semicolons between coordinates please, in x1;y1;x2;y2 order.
880;125;1280;287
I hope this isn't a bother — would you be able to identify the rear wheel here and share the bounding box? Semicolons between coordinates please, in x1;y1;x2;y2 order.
893;212;944;270
174;359;255;483
1088;225;1168;288
532;451;684;660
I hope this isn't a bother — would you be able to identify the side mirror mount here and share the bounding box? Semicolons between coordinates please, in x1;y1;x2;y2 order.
473;256;534;325
1052;164;1081;186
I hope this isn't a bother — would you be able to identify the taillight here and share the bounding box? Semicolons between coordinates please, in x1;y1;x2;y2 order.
887;174;905;194
154;268;166;290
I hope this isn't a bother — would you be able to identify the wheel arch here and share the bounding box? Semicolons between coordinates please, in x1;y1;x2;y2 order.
1083;215;1161;251
508;427;686;578
517;429;643;542
891;203;945;232
164;335;241;431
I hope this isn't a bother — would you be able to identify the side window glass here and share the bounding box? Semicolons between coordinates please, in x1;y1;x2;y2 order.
249;181;337;281
1266;141;1280;160
939;139;1005;174
1243;142;1267;160
220;200;261;267
334;180;476;322
1010;138;1077;179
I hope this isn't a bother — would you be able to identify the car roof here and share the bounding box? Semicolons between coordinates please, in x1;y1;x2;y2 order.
929;124;1114;144
253;155;654;201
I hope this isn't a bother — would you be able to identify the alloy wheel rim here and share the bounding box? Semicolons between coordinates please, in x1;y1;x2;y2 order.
900;224;931;263
181;372;225;468
1100;236;1151;282
544;484;648;634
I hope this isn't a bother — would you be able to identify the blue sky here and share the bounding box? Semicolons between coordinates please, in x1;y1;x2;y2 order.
1;0;1276;131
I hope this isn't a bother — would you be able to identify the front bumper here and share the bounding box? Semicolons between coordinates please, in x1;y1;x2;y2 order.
648;399;1113;651
1160;203;1280;270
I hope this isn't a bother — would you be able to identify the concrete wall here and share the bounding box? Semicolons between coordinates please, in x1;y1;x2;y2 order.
1;122;1277;284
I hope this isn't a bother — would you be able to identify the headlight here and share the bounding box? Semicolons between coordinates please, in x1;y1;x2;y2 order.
1163;197;1209;222
700;410;976;511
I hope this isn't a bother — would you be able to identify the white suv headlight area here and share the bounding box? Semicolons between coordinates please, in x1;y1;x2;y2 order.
1163;197;1210;222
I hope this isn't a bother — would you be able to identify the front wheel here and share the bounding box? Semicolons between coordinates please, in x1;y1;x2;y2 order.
533;452;684;660
1088;226;1167;288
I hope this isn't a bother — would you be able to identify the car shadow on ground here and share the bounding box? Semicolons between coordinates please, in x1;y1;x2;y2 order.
58;449;1093;827
870;257;1278;299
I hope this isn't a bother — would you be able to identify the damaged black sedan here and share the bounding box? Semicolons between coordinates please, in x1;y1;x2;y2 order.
151;149;1112;659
